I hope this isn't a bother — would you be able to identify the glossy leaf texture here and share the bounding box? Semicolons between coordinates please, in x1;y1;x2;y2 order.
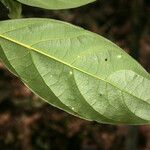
0;19;150;125
16;0;96;9
0;0;22;19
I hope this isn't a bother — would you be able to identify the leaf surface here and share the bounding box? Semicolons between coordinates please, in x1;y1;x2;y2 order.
16;0;96;9
0;18;150;124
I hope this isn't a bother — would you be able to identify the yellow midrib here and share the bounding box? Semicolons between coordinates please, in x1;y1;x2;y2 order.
0;34;148;108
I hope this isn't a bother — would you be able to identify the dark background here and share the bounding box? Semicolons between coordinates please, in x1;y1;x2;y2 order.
0;0;150;150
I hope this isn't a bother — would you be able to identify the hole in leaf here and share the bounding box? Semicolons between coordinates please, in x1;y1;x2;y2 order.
69;71;73;75
117;54;122;58
71;107;75;110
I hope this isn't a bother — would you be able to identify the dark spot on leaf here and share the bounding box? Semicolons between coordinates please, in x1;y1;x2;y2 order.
105;58;108;61
99;93;102;96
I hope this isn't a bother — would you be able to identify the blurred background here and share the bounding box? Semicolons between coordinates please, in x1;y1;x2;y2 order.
0;0;150;149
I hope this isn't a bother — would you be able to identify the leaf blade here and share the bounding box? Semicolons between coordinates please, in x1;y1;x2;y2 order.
0;18;150;124
16;0;96;9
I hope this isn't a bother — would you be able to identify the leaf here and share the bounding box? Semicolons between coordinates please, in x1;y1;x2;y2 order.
0;18;150;125
0;0;22;19
16;0;96;9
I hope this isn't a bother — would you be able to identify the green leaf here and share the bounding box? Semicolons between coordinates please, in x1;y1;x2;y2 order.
0;18;150;125
0;0;22;19
16;0;96;9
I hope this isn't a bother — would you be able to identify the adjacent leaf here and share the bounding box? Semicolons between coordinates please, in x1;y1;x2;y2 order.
0;0;22;19
16;0;96;9
0;18;150;125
